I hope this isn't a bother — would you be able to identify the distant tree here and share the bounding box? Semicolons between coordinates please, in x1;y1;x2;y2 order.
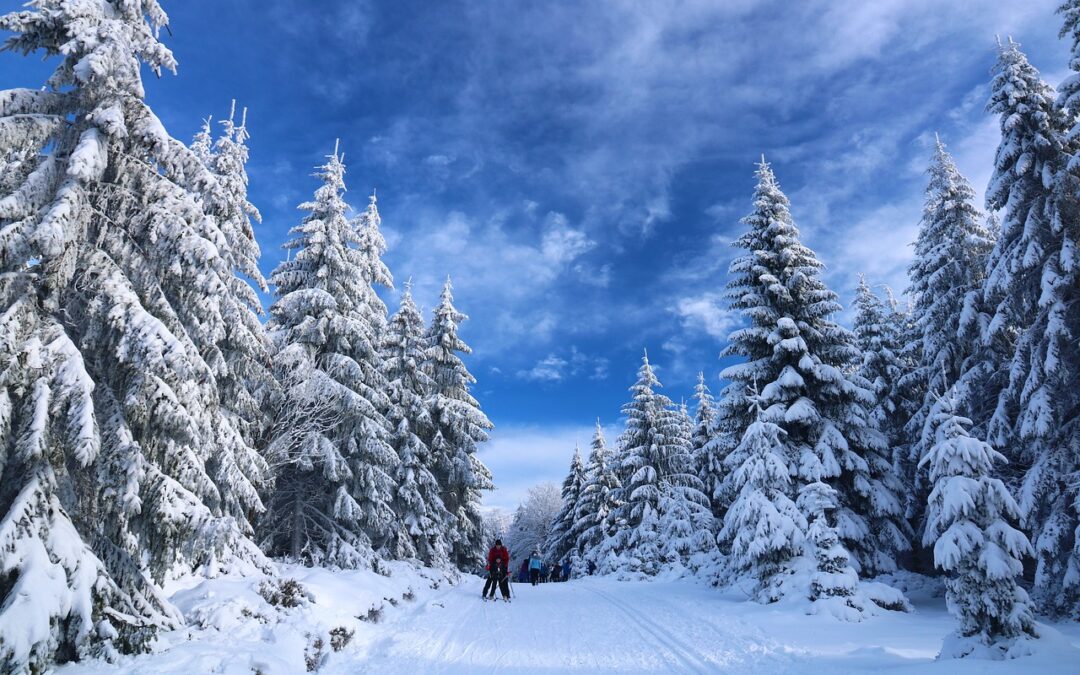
574;421;622;569
692;373;728;522
545;447;586;565
507;482;563;569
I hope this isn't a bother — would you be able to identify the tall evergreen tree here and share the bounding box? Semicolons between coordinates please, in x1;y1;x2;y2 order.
983;37;1080;617
574;421;622;566
0;2;267;668
189;102;277;551
920;393;1036;658
382;283;449;564
261;145;397;568
425;277;494;569
545;447;586;564
603;354;713;575
900;138;994;553
717;159;907;577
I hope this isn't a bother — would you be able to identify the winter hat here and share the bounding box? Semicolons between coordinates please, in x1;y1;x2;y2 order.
495;539;502;546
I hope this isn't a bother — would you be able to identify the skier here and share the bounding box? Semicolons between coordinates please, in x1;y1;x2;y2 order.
483;539;511;600
518;559;529;583
529;550;542;586
561;560;571;581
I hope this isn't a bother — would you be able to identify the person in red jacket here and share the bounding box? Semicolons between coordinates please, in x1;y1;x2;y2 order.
482;539;511;600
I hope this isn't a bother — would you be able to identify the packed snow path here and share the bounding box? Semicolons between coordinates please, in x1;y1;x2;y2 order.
54;567;1080;674
338;576;789;674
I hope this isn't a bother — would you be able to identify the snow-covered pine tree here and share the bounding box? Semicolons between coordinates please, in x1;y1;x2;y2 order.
0;2;282;668
983;36;1080;617
720;401;806;602
382;283;450;565
691;374;727;517
718;159;907;577
262;144;397;568
900;138;994;555
852;278;908;466
352;191;393;344
797;481;872;620
602;354;669;575
545;447;585;565
574;421;622;568
424;277;494;569
602;353;713;576
920;393;1036;658
189;102;277;552
662;395;717;571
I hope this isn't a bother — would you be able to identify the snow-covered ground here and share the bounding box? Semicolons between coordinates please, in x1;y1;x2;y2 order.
58;569;1080;674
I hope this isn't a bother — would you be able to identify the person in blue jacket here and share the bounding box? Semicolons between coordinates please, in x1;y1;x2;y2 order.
528;550;542;585
561;560;571;581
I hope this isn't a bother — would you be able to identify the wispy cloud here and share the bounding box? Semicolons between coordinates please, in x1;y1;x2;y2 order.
517;347;610;383
479;423;622;511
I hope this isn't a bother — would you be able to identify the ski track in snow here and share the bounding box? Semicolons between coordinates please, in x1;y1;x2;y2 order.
332;576;793;674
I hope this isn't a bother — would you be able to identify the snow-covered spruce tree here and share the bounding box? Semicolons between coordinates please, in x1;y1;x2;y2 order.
545;446;585;565
424;277;494;569
920;393;1036;658
382;283;450;565
718;159;908;577
900;138;994;550
0;2;281;668
797;481;864;619
667;397;718;571
603;353;713;576
853;278;910;470
983;36;1080;617
188;102;277;548
574;421;622;569
720;402;806;602
692;373;728;522
604;353;669;575
352;191;393;345
262;145;397;568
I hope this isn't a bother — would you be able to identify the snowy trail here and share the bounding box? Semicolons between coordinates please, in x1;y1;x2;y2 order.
332;576;794;674
55;567;1080;674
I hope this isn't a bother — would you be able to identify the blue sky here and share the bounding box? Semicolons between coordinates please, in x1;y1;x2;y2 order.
0;0;1069;511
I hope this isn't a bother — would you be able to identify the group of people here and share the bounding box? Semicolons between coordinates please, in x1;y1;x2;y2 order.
482;540;602;600
520;551;570;585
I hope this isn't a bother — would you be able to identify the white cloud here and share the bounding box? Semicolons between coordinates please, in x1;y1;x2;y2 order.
516;346;609;382
674;292;741;339
478;423;621;512
540;212;595;263
517;354;568;382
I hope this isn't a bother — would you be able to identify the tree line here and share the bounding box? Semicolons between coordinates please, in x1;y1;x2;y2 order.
0;2;493;673
544;13;1080;659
